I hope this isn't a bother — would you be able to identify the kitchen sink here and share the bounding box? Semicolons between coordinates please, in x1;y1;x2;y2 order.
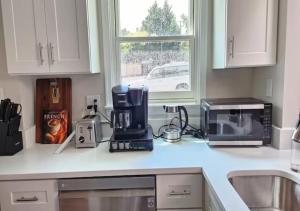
229;173;300;211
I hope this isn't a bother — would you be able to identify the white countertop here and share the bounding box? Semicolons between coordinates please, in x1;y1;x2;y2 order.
0;137;299;211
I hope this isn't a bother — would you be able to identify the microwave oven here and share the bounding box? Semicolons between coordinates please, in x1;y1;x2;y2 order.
200;98;272;146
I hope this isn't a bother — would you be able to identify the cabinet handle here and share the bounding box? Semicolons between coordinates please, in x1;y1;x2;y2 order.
15;196;38;202
168;190;191;196
229;36;235;58
49;43;55;65
38;43;44;65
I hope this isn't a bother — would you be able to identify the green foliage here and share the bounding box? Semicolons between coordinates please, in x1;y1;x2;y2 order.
122;0;187;52
141;0;180;36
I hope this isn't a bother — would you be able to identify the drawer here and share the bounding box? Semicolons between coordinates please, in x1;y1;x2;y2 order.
156;174;203;209
0;180;58;211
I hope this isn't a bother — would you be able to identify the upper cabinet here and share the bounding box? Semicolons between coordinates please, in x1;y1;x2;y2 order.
213;0;278;69
1;0;100;75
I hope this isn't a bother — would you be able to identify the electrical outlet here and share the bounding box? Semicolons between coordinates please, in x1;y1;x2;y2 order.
86;95;101;110
0;88;4;100
266;79;273;97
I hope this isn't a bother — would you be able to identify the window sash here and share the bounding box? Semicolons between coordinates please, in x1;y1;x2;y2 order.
116;38;195;99
115;0;195;39
117;35;194;42
115;0;196;101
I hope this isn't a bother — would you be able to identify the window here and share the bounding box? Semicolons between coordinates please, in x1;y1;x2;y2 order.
102;0;207;105
116;0;195;98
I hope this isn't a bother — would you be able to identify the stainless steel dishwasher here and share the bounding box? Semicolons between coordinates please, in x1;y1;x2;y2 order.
58;176;156;211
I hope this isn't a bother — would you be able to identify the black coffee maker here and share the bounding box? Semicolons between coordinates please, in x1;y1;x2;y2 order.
110;85;153;152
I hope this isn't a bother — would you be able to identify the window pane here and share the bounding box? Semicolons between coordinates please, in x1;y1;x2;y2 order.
120;41;191;92
119;0;192;37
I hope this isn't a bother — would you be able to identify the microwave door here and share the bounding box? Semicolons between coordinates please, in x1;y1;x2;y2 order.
207;109;264;144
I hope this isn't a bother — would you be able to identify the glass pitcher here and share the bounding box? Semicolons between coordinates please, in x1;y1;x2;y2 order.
162;105;188;142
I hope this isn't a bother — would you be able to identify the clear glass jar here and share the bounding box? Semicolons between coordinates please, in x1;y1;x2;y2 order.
162;105;182;142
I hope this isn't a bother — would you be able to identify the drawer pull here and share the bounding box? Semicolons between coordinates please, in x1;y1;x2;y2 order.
15;196;38;202
169;190;191;196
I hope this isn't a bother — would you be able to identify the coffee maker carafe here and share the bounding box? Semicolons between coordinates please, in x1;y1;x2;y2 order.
110;85;153;152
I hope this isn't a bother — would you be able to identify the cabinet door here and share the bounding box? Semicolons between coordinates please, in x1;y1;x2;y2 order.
227;0;278;67
1;0;49;74
44;0;90;74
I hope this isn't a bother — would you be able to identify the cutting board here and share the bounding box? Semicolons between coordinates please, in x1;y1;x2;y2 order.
35;78;72;143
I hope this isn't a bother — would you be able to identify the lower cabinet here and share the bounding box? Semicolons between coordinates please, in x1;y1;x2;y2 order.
0;180;59;211
205;181;224;211
156;174;203;211
0;174;206;211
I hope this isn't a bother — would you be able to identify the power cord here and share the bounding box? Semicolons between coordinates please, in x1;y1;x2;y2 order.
86;99;112;124
161;117;204;139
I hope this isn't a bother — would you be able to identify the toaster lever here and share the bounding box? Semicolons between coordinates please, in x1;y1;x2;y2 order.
87;126;92;141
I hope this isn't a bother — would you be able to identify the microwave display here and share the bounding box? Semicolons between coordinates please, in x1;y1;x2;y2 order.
200;98;272;146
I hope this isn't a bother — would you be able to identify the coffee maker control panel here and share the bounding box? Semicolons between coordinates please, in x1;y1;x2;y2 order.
109;126;154;152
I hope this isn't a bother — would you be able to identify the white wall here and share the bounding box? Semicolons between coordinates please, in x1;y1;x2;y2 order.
253;0;287;128
207;68;253;98
281;0;300;128
253;0;300;149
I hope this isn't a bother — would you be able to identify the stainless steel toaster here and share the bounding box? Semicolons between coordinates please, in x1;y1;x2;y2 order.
75;115;102;148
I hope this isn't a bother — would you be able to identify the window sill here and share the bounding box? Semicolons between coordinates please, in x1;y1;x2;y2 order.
105;102;200;117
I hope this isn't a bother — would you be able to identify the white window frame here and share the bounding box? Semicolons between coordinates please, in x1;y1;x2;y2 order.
100;0;208;108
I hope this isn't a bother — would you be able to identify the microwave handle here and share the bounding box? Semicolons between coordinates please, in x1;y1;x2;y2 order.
201;106;209;137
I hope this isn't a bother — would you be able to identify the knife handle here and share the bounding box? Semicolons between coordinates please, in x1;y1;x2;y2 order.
4;104;11;122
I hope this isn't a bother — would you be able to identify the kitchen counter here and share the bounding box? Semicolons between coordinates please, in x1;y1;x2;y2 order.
0;137;299;211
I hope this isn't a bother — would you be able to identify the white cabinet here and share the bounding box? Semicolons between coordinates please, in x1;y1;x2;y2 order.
213;0;278;69
1;0;49;74
1;0;100;75
205;182;224;211
0;180;58;211
156;174;203;210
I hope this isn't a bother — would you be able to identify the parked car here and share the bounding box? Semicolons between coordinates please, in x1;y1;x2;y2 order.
130;62;190;92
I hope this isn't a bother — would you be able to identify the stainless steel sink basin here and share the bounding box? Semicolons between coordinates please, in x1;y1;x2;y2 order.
229;174;300;211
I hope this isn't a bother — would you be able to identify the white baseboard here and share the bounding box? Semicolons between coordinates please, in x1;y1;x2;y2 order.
272;125;294;149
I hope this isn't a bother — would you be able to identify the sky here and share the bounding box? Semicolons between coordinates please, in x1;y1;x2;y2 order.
119;0;190;32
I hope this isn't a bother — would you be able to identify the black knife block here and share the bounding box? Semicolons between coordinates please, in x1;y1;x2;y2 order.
0;115;23;156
